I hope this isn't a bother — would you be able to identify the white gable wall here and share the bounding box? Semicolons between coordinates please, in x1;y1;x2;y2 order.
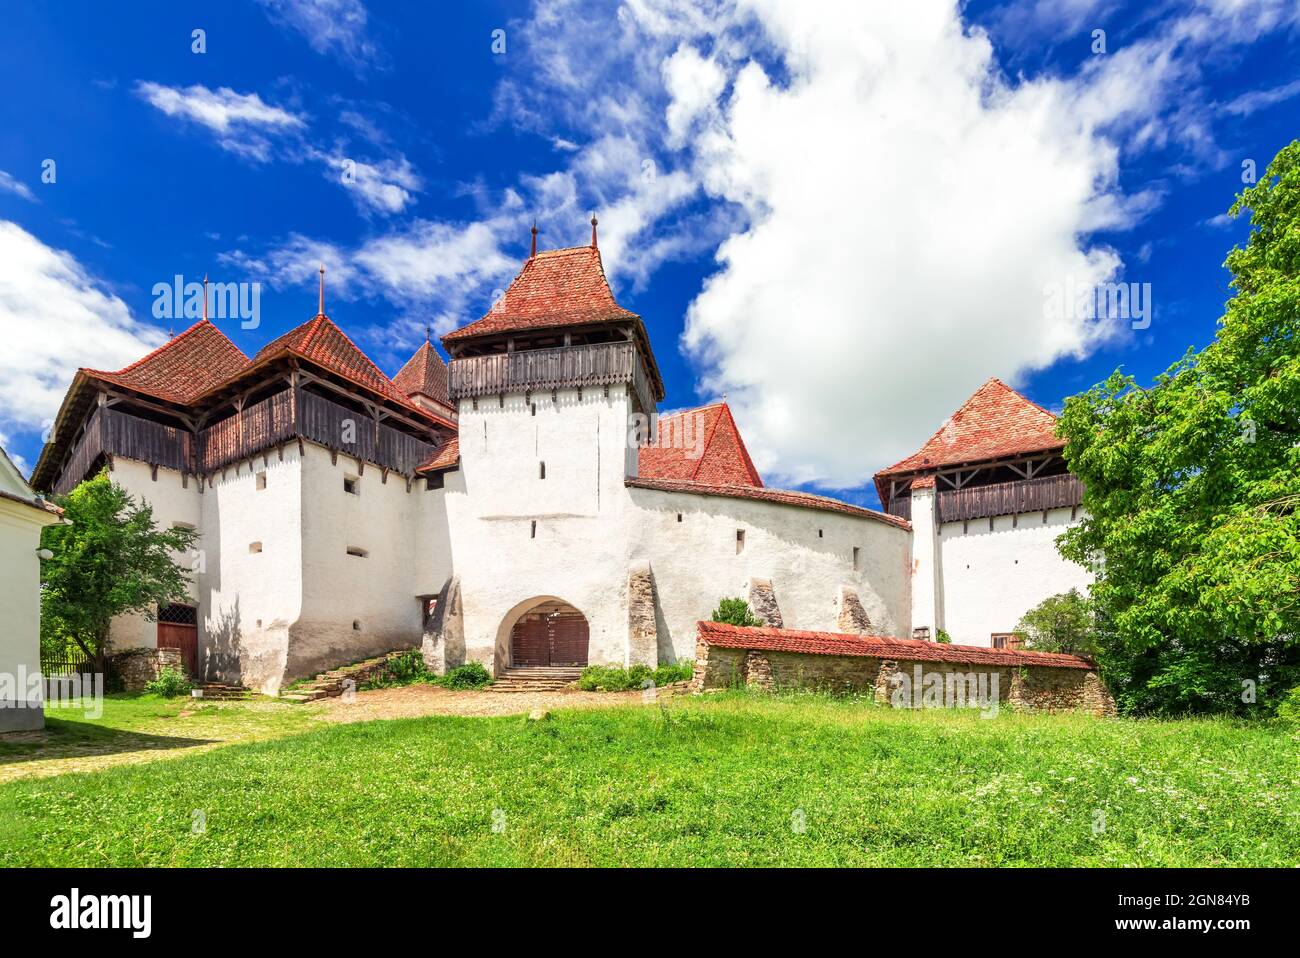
936;508;1093;645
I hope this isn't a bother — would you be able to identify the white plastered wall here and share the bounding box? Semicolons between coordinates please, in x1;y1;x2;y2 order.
0;498;60;728
934;507;1093;646
628;487;912;662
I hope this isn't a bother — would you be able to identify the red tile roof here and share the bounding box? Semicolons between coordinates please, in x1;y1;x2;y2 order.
242;313;453;428
697;621;1096;669
638;402;763;487
82;320;250;404
416;436;460;473
876;378;1063;479
442;246;638;343
393;341;450;404
626;476;910;530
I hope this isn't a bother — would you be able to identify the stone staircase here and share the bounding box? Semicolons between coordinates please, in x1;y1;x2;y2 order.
488;666;583;693
192;682;254;701
278;650;417;703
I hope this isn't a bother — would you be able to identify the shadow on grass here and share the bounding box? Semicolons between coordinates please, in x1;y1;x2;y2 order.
0;716;214;765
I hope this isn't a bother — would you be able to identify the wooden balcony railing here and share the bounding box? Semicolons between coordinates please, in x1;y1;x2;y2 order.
885;494;912;522
937;473;1083;523
449;341;656;413
53;406;194;497
53;390;437;494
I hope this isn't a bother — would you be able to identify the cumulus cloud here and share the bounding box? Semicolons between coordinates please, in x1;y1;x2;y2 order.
492;0;1300;489
0;221;164;433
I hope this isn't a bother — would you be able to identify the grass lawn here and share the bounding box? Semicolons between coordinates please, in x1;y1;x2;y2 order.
1;692;1297;866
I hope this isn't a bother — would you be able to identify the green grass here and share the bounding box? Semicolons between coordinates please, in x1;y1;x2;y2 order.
1;692;1297;866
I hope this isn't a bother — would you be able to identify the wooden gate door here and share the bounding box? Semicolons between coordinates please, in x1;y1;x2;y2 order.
157;604;198;677
548;612;589;667
510;607;590;667
511;616;551;666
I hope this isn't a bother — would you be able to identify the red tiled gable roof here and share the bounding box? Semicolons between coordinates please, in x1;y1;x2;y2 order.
416;436;459;473
638;402;763;487
626;476;910;530
245;313;453;428
393;341;450;404
876;378;1063;479
82;320;250;405
697;621;1096;670
442;246;638;343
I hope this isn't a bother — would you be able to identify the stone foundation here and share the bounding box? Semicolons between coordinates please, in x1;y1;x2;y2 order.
114;647;183;692
691;622;1115;715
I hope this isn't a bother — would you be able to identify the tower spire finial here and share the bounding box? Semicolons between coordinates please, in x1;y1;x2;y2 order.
318;262;325;316
590;212;598;249
425;323;431;344
202;274;209;322
530;221;538;258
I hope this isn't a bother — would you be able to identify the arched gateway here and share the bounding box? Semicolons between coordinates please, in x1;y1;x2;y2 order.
509;599;590;667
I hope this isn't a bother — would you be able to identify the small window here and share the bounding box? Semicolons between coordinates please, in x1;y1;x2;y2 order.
913;626;931;641
256;472;267;490
352;620;362;631
530;404;537;416
347;546;368;558
676;513;682;523
539;461;546;479
852;546;860;571
343;476;359;495
530;520;537;539
249;541;262;554
255;619;262;629
818;529;823;538
735;529;745;554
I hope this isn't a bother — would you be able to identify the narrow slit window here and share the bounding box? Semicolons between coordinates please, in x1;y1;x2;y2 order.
676;513;682;523
852;546;860;571
539;461;546;479
347;546;368;558
530;520;537;539
818;529;823;538
736;529;745;554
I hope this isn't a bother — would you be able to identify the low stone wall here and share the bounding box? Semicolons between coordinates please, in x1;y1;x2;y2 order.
113;647;183;692
691;622;1115;716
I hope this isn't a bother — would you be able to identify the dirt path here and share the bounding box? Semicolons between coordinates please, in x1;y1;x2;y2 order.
0;685;666;783
317;684;656;721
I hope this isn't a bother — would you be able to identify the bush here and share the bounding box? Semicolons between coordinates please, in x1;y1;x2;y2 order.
360;649;433;690
1278;686;1300;724
144;667;192;698
1016;589;1097;656
711;598;761;627
438;662;492;690
935;629;953;644
578;661;694;692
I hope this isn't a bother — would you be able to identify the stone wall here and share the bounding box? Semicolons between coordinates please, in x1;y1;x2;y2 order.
114;647;183;692
691;626;1115;716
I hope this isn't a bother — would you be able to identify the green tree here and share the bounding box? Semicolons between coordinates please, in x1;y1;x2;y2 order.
1015;589;1096;656
710;598;761;627
40;471;199;670
1056;141;1300;715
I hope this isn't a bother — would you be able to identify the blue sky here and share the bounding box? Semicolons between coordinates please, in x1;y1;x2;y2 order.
0;0;1297;506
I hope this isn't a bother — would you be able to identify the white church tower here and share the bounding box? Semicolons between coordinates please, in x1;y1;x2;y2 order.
874;379;1093;647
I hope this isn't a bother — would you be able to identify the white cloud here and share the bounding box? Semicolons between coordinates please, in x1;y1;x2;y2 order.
0;221;164;432
255;0;383;71
0;170;36;202
490;0;1300;489
311;149;422;214
135;82;305;162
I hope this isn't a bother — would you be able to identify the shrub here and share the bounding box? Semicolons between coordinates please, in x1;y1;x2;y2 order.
935;629;953;644
438;662;492;690
711;598;761;627
1274;685;1300;724
1016;589;1097;656
144;667;192;698
360;649;432;690
578;661;694;692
